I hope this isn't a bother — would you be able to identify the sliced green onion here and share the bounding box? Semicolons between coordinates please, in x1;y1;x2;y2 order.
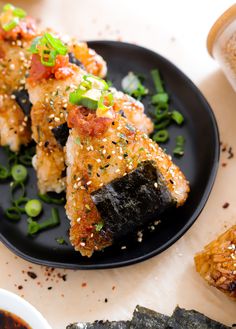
55;237;67;245
121;72;148;100
13;196;28;213
29;36;42;54
151;69;164;93
27;208;60;235
12;7;26;18
29;33;68;67
153;129;169;143
122;72;140;94
152;92;169;105
25;199;42;217
155;106;170;121
173;135;185;156
11;164;27;182
41;48;57;67
44;33;67;55
10;181;25;201
3;17;19;31
5;207;21;221
84;74;108;90
154;118;171;130
38;193;65;205
3;4;15;11
171;110;184;125
1;4;26;31
0;164;9;180
18;154;33;166
95;222;104;232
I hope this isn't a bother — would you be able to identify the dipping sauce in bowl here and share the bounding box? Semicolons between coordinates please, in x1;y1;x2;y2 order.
0;309;31;329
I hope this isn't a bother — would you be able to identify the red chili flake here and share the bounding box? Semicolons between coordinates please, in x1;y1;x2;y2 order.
18;285;23;290
112;286;116;291
222;202;229;209
222;162;227;167
222;146;227;152
81;282;87;287
27;271;37;279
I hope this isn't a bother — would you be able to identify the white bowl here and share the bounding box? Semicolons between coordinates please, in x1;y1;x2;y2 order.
0;289;52;329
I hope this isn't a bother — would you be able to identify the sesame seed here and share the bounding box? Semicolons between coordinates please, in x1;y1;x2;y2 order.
102;138;107;142
99;183;103;187
96;159;101;163
80;242;86;247
112;150;116;154
86;181;92;186
121;246;126;250
9;63;15;70
115;168;120;173
77;218;81;223
10;95;16;100
102;149;106;155
54;117;60;122
154;182;158;188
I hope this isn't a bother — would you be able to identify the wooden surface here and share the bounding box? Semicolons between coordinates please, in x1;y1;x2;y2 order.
0;1;235;328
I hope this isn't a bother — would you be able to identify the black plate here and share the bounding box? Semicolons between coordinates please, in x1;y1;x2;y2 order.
0;41;219;269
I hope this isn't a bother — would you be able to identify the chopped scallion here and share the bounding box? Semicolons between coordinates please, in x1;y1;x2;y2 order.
0;164;9;180
27;208;60;235
5;206;21;221
173;135;185;156
152;130;169;143
121;72;148;100
171;110;184;125
151;69;164;93
38;193;65;205
11;164;27;183
25;199;42;217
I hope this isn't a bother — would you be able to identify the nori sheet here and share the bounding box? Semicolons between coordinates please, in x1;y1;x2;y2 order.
66;320;130;329
68;52;85;69
91;160;175;240
130;305;169;328
13;89;32;116
52;122;69;147
166;306;231;329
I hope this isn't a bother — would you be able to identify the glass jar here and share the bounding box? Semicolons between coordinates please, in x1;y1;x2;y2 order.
207;4;236;91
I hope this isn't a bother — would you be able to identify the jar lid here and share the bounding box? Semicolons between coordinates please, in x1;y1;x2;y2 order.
207;4;236;57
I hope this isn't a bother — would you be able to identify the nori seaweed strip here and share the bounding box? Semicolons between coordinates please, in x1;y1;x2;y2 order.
51;122;69;147
130;305;169;329
13;89;32;116
166;306;231;329
91;160;175;241
66;321;130;329
68;52;85;69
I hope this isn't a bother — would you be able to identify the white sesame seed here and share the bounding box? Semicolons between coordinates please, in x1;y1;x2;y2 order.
80;242;86;247
96;159;101;163
115;168;120;173
54;117;60;122
154;182;158;188
87;181;92;186
121;246;126;250
77;218;81;223
112;150;116;154
102;149;106;155
9;63;15;70
99;183;103;187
